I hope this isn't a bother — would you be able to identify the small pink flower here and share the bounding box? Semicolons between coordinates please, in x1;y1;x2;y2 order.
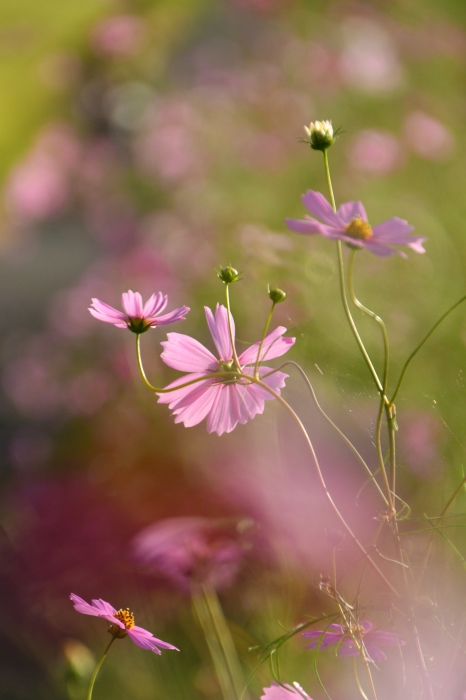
89;290;189;334
157;304;295;435
303;621;403;662
70;593;178;654
261;681;312;699
286;190;426;257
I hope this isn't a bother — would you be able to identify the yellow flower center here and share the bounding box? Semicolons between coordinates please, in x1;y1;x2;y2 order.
345;217;373;240
113;608;135;630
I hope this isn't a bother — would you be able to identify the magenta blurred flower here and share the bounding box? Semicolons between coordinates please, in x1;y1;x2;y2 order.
261;682;312;699
70;593;178;654
133;516;250;592
286;191;426;257
89;290;189;334
91;15;146;57
303;621;403;662
157;304;295;435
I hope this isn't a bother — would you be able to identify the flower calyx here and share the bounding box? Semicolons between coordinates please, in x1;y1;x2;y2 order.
108;607;135;638
268;286;287;304
217;265;241;285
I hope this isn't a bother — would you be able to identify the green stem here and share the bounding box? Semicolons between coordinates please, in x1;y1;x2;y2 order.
87;637;115;700
225;284;242;371
254;301;276;378
322;151;385;396
390;294;466;404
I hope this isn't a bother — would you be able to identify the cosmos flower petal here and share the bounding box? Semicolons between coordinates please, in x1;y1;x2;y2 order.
205;305;234;361
337;200;368;223
172;383;220;427
152;306;190;326
206;385;238;435
372;218;414;239
89;299;127;323
239;327;295;365
363;643;388;662
161;333;218;372
70;593;105;617
285;217;336;236
157;374;214;409
122;290;144;317
302;190;343;226
127;627;179;653
364;240;401;258
261;681;312;699
143;292;167;317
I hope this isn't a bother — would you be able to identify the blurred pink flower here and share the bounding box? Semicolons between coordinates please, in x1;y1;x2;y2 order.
303;621;403;662
91;15;146;57
261;682;311;699
286;190;426;257
133;516;250;592
404;111;454;160
157;304;295;435
89;291;189;334
70;594;178;654
347;130;403;177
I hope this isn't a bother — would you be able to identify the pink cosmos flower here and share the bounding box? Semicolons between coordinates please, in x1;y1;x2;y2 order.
157;304;295;435
261;682;312;699
286;190;426;257
133;516;249;593
89;291;189;333
303;621;404;662
70;593;178;654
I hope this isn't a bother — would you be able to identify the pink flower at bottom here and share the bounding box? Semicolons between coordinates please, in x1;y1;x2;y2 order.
70;593;179;654
89;290;189;334
157;304;295;435
303;621;403;662
286;190;426;258
261;682;312;699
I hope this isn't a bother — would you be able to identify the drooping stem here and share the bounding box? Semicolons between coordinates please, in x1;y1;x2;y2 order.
86;637;115;700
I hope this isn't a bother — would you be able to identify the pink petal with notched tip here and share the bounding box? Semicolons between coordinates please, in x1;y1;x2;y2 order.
122;290;144;317
152;306;190;326
301;190;343;227
239;327;295;365
143;292;167;318
205;304;234;361
337;200;368;223
160;334;217;372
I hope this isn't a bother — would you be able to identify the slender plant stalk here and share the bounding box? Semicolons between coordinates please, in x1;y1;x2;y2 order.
86;637;115;700
254;301;276;378
225;284;242;370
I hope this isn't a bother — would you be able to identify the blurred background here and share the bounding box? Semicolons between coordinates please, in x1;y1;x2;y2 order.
1;0;466;698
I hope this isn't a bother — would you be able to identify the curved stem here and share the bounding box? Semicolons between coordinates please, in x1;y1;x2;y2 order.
248;374;400;598
254;302;275;378
281;360;389;506
87;637;115;700
136;334;238;394
390;294;466;404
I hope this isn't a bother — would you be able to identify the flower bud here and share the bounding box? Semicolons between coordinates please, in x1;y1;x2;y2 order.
304;120;334;151
269;287;287;304
218;265;240;284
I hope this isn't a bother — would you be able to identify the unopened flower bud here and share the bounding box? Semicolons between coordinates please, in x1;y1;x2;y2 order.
269;287;287;304
304;120;334;151
218;265;240;284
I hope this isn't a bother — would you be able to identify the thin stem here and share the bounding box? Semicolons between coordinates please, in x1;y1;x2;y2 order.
323;150;336;210
225;284;242;371
391;294;466;404
254;302;275;378
281;360;389;506
136;334;240;394
249;375;400;598
352;658;371;700
87;637;115;700
416;475;466;595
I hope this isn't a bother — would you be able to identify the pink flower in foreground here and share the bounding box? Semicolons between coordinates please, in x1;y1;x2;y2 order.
261;681;312;699
133;516;249;592
70;594;178;654
286;190;426;257
157;304;295;435
89;291;189;334
303;621;404;662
